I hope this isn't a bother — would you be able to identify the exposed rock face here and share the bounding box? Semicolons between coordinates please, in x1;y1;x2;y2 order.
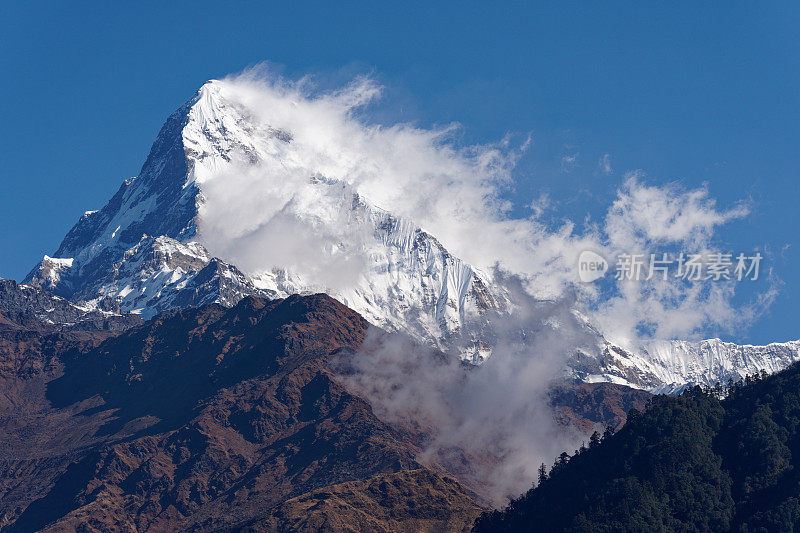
23;79;800;390
0;281;142;528
0;284;655;531
0;278;140;332
24;81;507;358
549;382;652;434
0;279;139;414
0;293;488;531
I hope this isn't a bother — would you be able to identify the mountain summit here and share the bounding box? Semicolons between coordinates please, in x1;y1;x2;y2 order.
24;79;800;388
25;80;507;361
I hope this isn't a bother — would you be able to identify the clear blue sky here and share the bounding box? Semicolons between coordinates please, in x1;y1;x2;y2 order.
1;1;798;343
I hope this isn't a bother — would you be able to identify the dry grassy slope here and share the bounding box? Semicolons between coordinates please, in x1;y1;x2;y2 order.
0;289;650;532
0;295;483;532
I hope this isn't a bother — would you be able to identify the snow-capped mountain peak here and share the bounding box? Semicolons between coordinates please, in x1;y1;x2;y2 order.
24;78;800;388
24;80;507;353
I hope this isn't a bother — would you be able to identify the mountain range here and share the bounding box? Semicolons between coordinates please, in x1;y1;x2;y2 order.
21;79;799;393
3;78;797;531
0;278;647;531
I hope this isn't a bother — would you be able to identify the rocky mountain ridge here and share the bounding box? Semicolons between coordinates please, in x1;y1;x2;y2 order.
22;79;800;390
0;284;645;531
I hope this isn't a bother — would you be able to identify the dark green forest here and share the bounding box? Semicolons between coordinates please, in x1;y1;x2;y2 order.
475;365;800;532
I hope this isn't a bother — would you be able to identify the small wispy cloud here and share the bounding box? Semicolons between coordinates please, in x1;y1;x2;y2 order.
528;192;552;219
560;152;579;173
598;153;612;175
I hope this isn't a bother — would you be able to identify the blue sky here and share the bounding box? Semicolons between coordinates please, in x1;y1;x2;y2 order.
0;1;798;343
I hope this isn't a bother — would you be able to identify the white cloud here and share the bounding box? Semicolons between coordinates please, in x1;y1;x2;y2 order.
336;284;591;503
192;67;781;504
587;174;754;346
605;173;749;250
560;152;579;173
598;153;613;174
197;67;771;349
528;192;552;218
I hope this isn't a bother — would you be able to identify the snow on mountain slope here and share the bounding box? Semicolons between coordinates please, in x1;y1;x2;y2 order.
563;336;800;393
644;339;800;393
71;235;274;317
23;78;799;386
249;179;505;352
0;278;140;331
24;80;507;353
26;256;73;293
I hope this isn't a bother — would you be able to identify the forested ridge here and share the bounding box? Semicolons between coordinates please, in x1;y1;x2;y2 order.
475;364;800;532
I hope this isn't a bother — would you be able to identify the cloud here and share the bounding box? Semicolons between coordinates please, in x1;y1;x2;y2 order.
196;66;773;350
198;162;374;291
334;279;592;504
528;192;552;219
192;65;780;505
196;70;530;293
604;173;749;250
598;153;613;174
560;152;579;173
587;174;755;346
